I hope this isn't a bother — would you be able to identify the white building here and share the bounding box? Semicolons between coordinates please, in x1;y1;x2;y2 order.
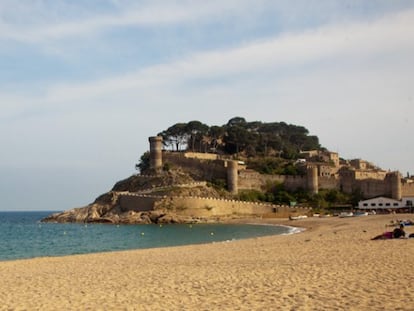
358;196;414;210
358;197;402;209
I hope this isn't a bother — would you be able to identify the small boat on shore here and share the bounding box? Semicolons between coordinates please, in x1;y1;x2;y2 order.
353;211;368;217
289;215;308;220
338;212;353;218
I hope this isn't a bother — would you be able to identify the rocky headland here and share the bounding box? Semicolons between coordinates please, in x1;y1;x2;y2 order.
42;170;234;224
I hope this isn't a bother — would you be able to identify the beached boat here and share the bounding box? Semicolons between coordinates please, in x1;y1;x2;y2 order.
338;212;354;218
353;211;368;217
289;215;308;220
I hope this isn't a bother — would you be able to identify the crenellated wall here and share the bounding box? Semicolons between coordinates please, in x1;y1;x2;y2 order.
117;192;312;218
183;152;219;160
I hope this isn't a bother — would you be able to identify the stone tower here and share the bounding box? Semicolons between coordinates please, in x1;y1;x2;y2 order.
390;171;402;200
227;160;238;194
306;165;318;194
148;136;163;173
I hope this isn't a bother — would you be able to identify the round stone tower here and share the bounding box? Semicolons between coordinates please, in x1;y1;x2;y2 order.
390;171;402;200
306;165;318;194
227;160;239;194
148;136;163;173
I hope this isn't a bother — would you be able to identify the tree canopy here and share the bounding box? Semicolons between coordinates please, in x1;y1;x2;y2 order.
158;117;321;158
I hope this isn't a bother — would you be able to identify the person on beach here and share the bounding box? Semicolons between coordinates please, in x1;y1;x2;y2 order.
371;224;406;240
392;224;406;238
371;231;393;240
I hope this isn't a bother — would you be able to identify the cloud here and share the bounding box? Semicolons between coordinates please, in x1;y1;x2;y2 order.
2;7;410;109
4;0;410;44
0;0;271;43
0;5;414;125
1;7;413;138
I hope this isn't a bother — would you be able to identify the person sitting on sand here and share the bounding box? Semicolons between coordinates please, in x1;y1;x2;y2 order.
371;224;406;240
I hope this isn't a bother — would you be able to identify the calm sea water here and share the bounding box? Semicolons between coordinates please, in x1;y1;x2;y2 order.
0;211;297;261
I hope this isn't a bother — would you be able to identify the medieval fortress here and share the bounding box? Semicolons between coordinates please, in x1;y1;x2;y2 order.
110;136;414;220
46;135;414;223
148;136;414;201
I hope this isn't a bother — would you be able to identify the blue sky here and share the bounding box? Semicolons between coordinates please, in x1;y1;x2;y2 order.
1;1;414;211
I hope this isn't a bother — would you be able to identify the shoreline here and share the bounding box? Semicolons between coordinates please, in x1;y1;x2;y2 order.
1;214;414;310
0;219;298;263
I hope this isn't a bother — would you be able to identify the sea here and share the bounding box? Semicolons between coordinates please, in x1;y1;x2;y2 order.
0;211;298;262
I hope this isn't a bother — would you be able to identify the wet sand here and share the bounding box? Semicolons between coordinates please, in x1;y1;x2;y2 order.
1;214;414;310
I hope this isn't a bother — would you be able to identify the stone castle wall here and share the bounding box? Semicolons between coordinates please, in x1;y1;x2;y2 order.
184;152;219;160
238;170;309;191
238;166;403;199
237;170;339;192
354;179;390;198
340;171;396;198
149;139;405;200
354;170;387;180
237;170;285;191
346;172;405;200
117;192;312;218
402;182;414;197
163;152;227;181
284;175;309;191
318;176;339;190
165;152;405;200
119;194;157;212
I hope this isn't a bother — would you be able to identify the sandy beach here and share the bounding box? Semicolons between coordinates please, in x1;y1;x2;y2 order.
1;214;414;310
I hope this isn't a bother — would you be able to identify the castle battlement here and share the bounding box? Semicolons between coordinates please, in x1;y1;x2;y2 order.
117;190;311;218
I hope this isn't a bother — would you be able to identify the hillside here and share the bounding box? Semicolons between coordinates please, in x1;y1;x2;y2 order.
42;118;363;224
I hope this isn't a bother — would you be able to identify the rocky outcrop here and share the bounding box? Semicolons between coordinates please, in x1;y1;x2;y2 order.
41;170;223;224
41;203;210;224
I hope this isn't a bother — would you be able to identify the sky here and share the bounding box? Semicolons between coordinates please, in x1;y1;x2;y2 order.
1;0;414;211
